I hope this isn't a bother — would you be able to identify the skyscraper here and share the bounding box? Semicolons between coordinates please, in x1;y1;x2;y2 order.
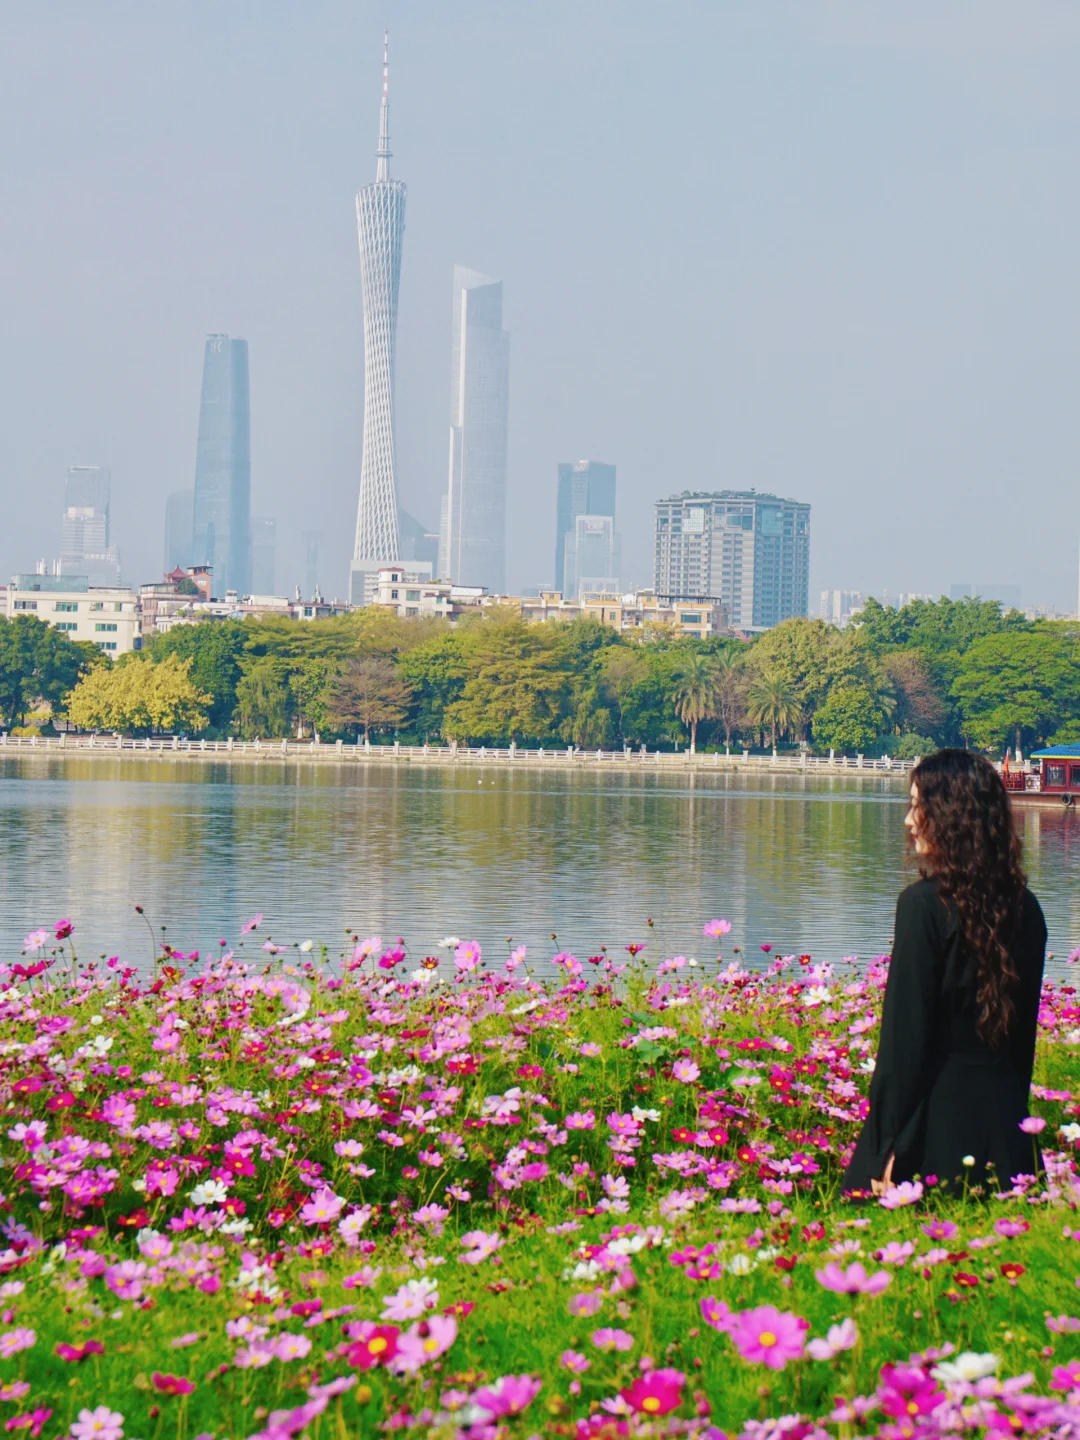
191;334;251;597
164;489;194;573
250;517;277;595
301;531;322;600
439;266;510;592
653;490;810;631
554;461;616;595
350;32;409;605
564;515;619;601
60;466;121;586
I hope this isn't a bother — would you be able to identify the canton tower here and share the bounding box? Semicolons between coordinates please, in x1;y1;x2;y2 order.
350;32;406;602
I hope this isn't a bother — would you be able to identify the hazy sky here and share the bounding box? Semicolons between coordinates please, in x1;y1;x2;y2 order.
3;1;1080;608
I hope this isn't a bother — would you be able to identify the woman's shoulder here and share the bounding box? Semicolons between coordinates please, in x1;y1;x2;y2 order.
897;875;943;912
1019;886;1047;940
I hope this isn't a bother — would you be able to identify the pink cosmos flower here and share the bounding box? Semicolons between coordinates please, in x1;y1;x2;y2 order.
274;1333;313;1362
560;1350;591;1374
104;1262;146;1301
621;1367;685;1417
150;1374;195;1396
240;914;263;934
994;1218;1030;1239
299;1188;344;1225
54;919;74;940
591;1328;635;1353
807;1318;859;1361
727;1306;808;1370
390;1314;458;1373
815;1261;891;1296
878;1364;944;1420
21;931;48;952
7;1411;51;1439
471;1374;542;1419
69;1408;124;1440
55;1341;105;1363
1019;1116;1046;1134
1046;1315;1080;1334
565;1111;596;1130
1051;1360;1080;1391
922;1219;958;1241
569;1291;605;1317
454;941;482;973
672;1059;701;1084
0;1330;35;1359
703;919;732;938
878;1179;923;1209
459;1230;503;1265
380;1278;439;1321
700;1296;736;1333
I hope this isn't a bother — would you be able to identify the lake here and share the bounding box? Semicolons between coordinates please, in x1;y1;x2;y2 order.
2;756;1079;973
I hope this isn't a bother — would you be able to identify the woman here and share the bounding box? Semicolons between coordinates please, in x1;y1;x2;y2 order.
843;748;1047;1196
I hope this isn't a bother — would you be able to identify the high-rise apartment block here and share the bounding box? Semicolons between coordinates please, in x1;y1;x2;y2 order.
59;466;121;587
654;490;810;632
250;517;277;595
555;461;616;596
192;334;251;598
350;33;412;604
819;589;863;628
439;266;510;592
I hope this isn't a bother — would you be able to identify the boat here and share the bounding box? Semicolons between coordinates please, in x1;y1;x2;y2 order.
1001;745;1080;805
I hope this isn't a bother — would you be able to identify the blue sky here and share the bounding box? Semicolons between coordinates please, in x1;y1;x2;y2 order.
3;1;1080;607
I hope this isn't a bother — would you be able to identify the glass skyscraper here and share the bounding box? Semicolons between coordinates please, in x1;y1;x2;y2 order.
250;516;277;595
555;461;616;595
653;490;810;631
164;488;194;573
350;33;409;604
439;266;510;592
60;465;121;586
191;334;251;597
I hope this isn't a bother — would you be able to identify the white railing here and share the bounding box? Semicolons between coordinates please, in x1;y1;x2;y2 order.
0;732;915;773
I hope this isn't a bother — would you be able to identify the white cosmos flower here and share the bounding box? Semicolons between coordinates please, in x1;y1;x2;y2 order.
932;1352;1000;1383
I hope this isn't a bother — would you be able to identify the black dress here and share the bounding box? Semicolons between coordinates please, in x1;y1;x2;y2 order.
843;876;1047;1195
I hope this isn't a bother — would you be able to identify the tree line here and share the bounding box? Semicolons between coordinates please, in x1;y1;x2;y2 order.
4;595;1080;755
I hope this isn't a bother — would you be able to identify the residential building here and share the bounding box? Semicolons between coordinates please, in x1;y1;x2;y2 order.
373;567;486;619
564;514;619;601
439;265;510;592
350;32;409;605
164;488;194;572
653;490;810;631
59;466;121;587
7;574;140;655
192;334;251;597
555;461;616;596
514;589;728;641
250;517;276;595
819;589;864;628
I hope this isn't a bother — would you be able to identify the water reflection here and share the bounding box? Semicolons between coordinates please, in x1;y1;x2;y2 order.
0;757;1077;974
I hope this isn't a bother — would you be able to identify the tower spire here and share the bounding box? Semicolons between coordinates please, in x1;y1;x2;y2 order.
376;28;391;182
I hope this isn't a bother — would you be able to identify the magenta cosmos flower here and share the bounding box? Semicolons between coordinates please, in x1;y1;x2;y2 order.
727;1306;808;1370
471;1374;542;1419
621;1367;686;1416
815;1261;891;1296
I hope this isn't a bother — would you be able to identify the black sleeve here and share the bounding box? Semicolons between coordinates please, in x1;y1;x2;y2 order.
1008;896;1047;1093
861;885;943;1175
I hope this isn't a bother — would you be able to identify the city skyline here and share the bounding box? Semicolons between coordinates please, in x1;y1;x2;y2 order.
4;5;1080;608
350;31;408;605
555;460;617;598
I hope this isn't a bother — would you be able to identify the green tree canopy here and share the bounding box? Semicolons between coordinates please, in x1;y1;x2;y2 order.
950;627;1080;751
0;616;99;729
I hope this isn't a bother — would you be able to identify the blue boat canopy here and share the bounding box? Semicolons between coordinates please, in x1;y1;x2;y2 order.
1031;745;1080;758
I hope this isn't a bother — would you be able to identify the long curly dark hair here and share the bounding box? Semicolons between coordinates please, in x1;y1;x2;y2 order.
909;749;1027;1047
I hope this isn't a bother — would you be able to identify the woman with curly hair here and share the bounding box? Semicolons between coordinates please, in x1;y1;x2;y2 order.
844;748;1046;1196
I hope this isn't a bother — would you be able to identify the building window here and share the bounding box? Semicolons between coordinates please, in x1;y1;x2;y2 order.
406;590;420;601
96;641;117;652
390;589;399;600
55;622;78;632
95;622;118;632
680;613;702;624
1046;763;1067;788
90;602;103;612
14;600;38;610
54;602;78;613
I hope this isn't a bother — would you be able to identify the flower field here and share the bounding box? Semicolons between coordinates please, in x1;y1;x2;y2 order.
2;918;1080;1440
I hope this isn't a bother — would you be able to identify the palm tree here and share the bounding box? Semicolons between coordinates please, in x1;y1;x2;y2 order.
745;670;801;750
670;653;718;754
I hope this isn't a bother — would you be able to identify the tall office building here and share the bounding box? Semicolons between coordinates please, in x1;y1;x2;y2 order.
399;507;440;572
164;488;194;573
654;490;810;631
191;334;251;597
555;461;616;595
350;32;410;604
250;517;277;595
301;531;322;600
564;515;619;600
438;266;510;592
60;466;121;586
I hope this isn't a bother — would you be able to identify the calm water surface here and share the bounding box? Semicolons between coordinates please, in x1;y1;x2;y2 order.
2;757;1079;973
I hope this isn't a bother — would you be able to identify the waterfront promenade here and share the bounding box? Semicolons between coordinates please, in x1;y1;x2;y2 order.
0;731;914;777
